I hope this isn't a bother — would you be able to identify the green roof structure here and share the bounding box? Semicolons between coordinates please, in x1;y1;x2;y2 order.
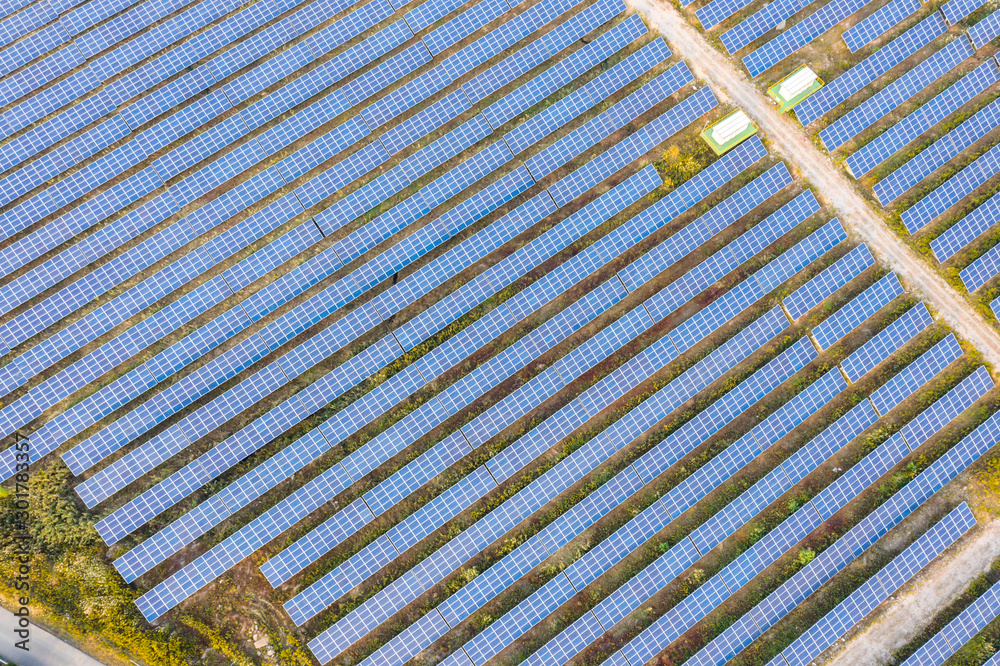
768;66;824;114
700;109;758;155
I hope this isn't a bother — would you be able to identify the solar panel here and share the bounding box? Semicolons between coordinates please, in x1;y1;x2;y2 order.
847;60;999;179
774;503;976;666
548;86;719;206
525;61;690;179
505;38;669;155
721;0;803;55
901;364;992;449
796;14;946;126
903;141;1000;234
422;0;509;56
961;242;1000;291
842;0;921;52
742;0;871;76
903;583;1000;665
821;38;974;151
841;304;933;381
870;334;963;415
810;272;904;350
783;244;874;320
941;0;987;24
689;410;999;666
875;96;1000;204
697;0;756;30
481;0;629;128
969;9;1000;48
307;305;787;653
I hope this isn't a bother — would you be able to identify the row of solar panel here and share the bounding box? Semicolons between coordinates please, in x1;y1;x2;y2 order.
127;134;764;624
688;390;999;666
0;0;626;391
902;581;1000;665
356;277;979;666
0;0;640;478
262;155;794;599
121;127;752;610
0;0;559;298
307;271;813;661
588;326;989;666
52;6;672;498
302;167;908;658
434;336;823;666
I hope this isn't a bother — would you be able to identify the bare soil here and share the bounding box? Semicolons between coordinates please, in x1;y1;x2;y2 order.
825;518;1000;666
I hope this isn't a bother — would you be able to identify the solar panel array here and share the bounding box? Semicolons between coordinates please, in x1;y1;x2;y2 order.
820;37;973;152
841;0;920;52
845;60;1000;179
795;14;946;127
0;0;995;663
901;141;1000;234
941;0;988;25
720;0;803;55
684;368;994;666
772;503;977;666
901;582;1000;665
969;8;1000;48
743;0;871;77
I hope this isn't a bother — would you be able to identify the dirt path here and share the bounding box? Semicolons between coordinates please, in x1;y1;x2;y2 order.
628;0;1000;371
824;519;1000;666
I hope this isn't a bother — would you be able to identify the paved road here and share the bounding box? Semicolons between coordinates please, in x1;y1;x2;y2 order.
629;0;1000;370
0;607;106;666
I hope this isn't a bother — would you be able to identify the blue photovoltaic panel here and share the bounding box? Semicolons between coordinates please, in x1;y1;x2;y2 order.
782;244;874;320
846;60;1000;179
961;243;1000;291
903;584;1000;665
774;504;976;666
820;38;974;151
840;304;933;381
902;141;1000;233
842;0;921;52
721;0;803;55
697;0;755;29
942;0;987;24
742;0;872;77
811;272;903;350
869;334;962;415
687;412;1000;666
796;14;946;127
933;190;1000;262
422;0;510;56
874;97;1000;205
901;365;992;450
969;9;1000;48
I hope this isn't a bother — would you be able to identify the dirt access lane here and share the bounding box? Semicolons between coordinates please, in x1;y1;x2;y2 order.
628;0;1000;370
825;519;1000;666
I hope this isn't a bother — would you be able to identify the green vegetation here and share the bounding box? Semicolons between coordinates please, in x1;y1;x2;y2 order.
0;462;211;665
